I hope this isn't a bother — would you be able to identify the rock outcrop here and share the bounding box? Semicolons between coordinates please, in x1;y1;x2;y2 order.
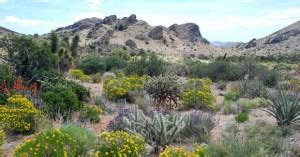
52;14;220;56
103;15;117;25
148;26;164;40
234;21;300;54
115;14;137;31
168;23;209;44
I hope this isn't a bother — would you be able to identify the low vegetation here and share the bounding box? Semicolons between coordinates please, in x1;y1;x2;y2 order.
0;34;299;156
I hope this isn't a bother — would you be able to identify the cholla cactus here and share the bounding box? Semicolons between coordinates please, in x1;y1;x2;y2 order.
122;106;187;154
144;75;183;110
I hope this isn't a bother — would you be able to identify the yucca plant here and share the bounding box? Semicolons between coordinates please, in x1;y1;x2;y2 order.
264;90;300;126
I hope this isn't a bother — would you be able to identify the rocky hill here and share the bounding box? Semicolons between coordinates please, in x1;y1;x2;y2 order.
53;14;222;57
233;21;300;55
0;26;17;37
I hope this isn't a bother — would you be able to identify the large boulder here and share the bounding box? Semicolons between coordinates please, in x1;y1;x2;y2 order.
125;39;137;48
115;14;138;31
168;23;209;44
103;15;117;25
148;26;164;40
245;38;257;49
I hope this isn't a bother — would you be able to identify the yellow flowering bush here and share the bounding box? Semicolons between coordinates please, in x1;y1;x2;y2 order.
68;69;90;82
15;124;97;157
103;75;146;101
159;145;206;157
182;78;215;110
0;130;4;156
0;95;39;133
95;131;145;157
80;105;103;123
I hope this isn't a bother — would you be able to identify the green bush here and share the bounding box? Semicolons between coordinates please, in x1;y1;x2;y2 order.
95;131;145;157
263;70;279;87
189;61;241;82
239;80;267;98
103;75;146;101
90;73;102;83
182;78;215;110
222;100;238;115
68;69;90;81
111;48;131;61
224;91;240;101
206;122;288;156
0;130;4;156
3;36;58;80
105;55;127;71
180;111;215;143
79;55;106;74
237;97;270;113
66;81;90;102
41;84;80;120
80;105;102;123
235;113;249;123
125;53;166;76
15;124;97;157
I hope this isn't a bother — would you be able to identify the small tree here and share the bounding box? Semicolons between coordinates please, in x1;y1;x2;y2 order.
144;75;182;110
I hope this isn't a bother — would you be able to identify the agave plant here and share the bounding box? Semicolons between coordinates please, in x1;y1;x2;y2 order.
264;90;300;126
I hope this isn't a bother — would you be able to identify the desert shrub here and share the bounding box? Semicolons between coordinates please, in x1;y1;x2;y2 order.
182;78;215;110
68;69;90;82
265;90;300;126
224;91;240;101
66;81;90;102
80;105;102;123
102;72;116;80
239;80;267;98
206;122;288;156
104;55;127;71
263;70;279;87
90;73;102;83
103;75;145;101
95;131;145;157
0;64;10;84
189;61;241;81
159;145;206;157
216;81;227;90
107;108;135;131
125;53;166;76
235;112;249;123
111;48;131;61
237;97;270;113
222;100;238;115
0;95;39;133
180;111;215;143
239;59;267;80
41;84;80;120
288;79;300;92
166;63;189;77
144;75;182;110
121;107;187;154
94;96;112;114
79;55;106;74
15;124;97;157
0;130;4;156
